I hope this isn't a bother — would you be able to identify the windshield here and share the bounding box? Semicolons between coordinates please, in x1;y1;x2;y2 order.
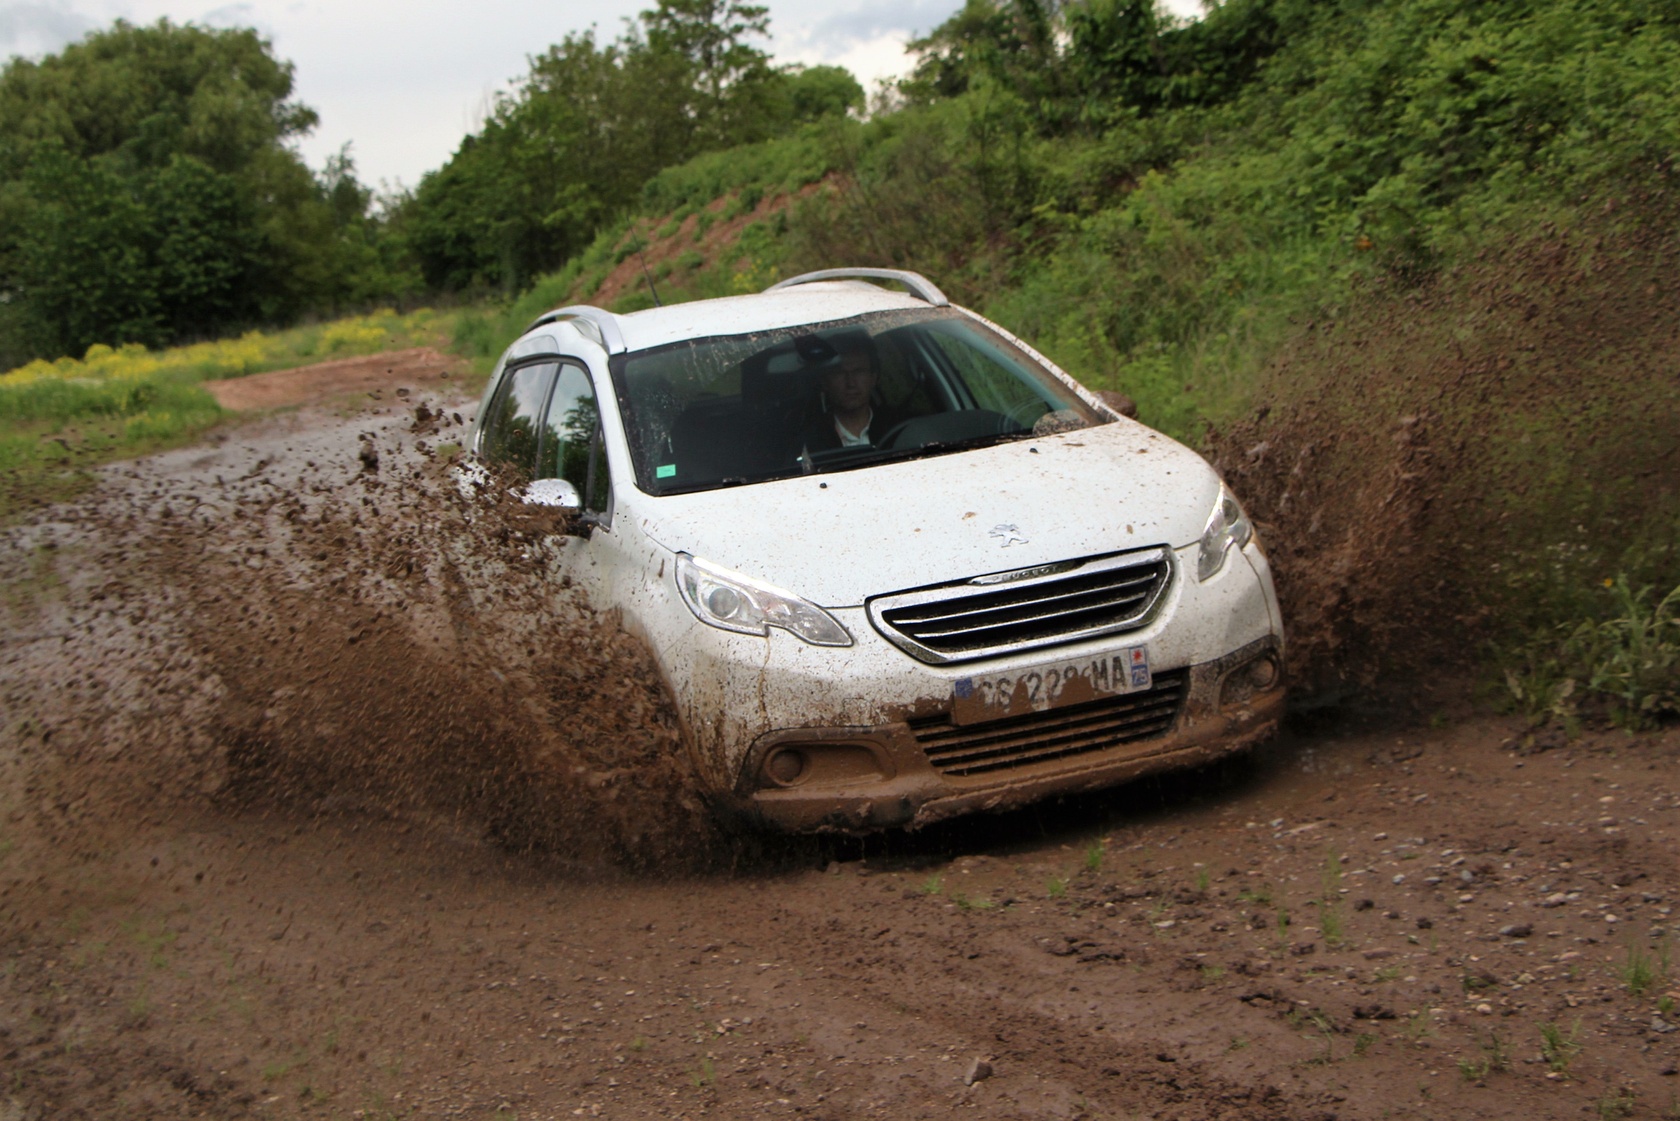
611;308;1107;496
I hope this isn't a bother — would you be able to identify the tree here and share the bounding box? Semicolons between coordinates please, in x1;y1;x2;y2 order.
402;5;861;293
0;19;409;362
641;0;773;124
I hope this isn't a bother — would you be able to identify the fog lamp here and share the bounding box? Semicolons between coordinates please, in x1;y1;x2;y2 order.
764;748;809;786
1221;652;1281;707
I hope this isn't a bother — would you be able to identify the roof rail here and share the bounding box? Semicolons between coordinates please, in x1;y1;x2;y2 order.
767;268;949;308
525;305;627;354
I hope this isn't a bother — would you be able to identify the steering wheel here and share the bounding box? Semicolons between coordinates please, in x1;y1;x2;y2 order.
873;419;915;449
1001;399;1047;429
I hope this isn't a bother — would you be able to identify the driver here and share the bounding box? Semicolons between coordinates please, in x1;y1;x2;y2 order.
802;332;898;454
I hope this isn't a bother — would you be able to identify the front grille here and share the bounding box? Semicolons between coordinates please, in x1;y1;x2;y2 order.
908;670;1187;777
867;548;1172;665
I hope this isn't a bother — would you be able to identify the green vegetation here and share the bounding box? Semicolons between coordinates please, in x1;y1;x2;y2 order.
0;309;452;517
1540;1019;1583;1075
1457;1032;1510;1082
1317;850;1347;946
1618;938;1672;997
1505;578;1680;731
0;20;414;368
400;0;860;295
1318;904;1345;948
1597;1091;1636;1121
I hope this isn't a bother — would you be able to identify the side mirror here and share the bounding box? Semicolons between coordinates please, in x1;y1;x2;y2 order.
1094;389;1138;419
520;477;582;508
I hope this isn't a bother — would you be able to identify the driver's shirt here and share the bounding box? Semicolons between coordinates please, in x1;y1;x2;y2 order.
834;408;874;447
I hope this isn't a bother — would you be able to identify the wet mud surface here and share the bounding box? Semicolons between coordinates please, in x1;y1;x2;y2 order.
4;363;1680;1120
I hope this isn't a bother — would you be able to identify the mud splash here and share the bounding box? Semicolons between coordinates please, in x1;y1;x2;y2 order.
1;396;721;868
1207;204;1680;703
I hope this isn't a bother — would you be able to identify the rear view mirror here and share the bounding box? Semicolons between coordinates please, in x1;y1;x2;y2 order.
520;477;581;508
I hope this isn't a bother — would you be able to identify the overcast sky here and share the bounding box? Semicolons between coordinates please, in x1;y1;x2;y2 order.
2;0;1202;191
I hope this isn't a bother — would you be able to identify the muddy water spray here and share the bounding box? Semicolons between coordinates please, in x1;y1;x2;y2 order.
4;399;720;867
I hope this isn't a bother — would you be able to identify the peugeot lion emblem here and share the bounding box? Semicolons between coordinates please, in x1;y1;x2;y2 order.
990;524;1028;548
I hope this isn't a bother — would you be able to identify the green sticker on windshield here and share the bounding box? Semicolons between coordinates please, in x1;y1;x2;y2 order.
656;463;677;479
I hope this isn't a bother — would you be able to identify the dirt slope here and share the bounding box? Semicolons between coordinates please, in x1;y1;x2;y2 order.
3;377;1679;1121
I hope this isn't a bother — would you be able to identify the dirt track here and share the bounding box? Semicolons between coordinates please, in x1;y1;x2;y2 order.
3;359;1679;1121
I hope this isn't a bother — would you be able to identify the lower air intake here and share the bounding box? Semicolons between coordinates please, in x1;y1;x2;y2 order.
908;670;1187;777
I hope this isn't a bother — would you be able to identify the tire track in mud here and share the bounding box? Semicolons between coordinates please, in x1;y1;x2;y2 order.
2;398;721;869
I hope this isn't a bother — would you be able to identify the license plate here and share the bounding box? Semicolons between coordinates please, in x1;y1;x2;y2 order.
950;646;1152;725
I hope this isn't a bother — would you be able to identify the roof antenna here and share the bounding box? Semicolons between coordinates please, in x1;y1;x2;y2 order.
634;222;663;308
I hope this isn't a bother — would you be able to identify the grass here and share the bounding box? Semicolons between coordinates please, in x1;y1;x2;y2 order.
1289;1009;1337;1065
1597;1091;1636;1120
1319;905;1345;948
690;1056;717;1088
1320;850;1344;898
1402;1012;1435;1043
1193;866;1211;893
1540;1019;1583;1075
0;307;468;520
1456;1033;1510;1082
1046;875;1067;900
1503;576;1680;731
920;873;944;896
1083;840;1104;874
953;892;996;911
1621;938;1671;997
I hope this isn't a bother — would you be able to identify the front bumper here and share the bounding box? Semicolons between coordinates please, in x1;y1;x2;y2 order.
724;635;1284;832
643;540;1283;830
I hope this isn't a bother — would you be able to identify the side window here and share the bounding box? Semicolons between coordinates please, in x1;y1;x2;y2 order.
480;362;558;476
538;363;610;512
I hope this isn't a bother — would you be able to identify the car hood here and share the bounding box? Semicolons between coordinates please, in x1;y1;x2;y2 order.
633;419;1223;607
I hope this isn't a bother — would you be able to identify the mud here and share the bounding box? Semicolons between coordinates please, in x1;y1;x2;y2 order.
1207;208;1680;701
2;390;718;871
204;348;468;412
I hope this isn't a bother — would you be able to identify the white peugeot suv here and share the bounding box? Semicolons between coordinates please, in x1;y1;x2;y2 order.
469;268;1284;832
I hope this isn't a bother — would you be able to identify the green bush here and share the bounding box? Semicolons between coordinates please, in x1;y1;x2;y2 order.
1504;577;1680;730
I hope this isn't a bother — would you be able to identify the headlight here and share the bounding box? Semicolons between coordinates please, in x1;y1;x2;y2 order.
675;554;853;647
1196;483;1254;582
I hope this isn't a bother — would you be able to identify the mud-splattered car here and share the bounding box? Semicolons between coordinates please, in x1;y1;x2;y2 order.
468;268;1284;831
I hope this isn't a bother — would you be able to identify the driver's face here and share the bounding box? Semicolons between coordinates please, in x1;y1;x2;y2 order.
823;351;876;413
